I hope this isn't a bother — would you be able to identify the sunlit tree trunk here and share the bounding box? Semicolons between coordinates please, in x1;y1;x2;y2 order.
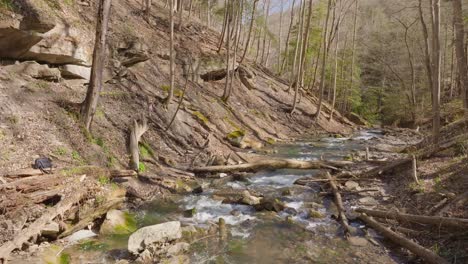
292;0;314;114
261;0;271;65
314;0;332;119
343;0;358;112
81;0;112;131
280;0;297;74
222;1;232;101
217;0;229;53
277;0;283;73
240;0;259;63
164;0;175;106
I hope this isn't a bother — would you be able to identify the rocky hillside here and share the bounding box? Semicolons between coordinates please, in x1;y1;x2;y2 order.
0;0;354;176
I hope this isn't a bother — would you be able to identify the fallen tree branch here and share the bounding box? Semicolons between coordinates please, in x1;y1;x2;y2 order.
2;168;44;178
358;214;449;264
326;172;352;237
355;208;468;229
191;159;352;174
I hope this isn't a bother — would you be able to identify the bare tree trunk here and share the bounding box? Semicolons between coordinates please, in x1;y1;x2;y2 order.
314;0;332;119
207;0;211;27
188;0;193;20
431;0;441;144
80;0;112;131
395;18;418;123
344;0;358;112
177;0;184;31
260;0;271;65
277;0;283;73
164;0;175;106
217;0;229;53
240;0;259;63
222;1;232;101
329;19;340;121
452;0;468;114
418;0;433;98
292;0;313;114
280;0;297;74
288;0;305;93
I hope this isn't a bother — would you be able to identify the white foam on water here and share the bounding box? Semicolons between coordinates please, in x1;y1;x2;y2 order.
285;201;303;210
226;182;245;189
249;174;303;188
181;195;256;226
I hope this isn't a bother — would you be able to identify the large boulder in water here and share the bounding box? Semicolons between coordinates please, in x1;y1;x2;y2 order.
128;221;182;255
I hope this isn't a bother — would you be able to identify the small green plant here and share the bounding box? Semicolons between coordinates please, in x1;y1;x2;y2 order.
107;155;117;168
139;142;154;158
0;0;15;10
433;176;444;191
94;137;105;148
98;175;110;185
54;147;68;156
138;162;146;173
58;253;71;264
409;182;425;193
454;140;467;156
71;150;81;161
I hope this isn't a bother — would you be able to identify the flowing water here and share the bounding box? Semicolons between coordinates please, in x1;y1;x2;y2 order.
57;130;404;263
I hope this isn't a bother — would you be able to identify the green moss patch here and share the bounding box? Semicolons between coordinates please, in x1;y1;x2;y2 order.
227;130;245;140
192;111;209;124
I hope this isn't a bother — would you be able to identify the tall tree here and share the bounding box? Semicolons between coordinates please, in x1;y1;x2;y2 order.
222;1;233;101
431;0;441;144
240;0;259;63
314;0;332;119
280;0;297;74
292;0;314;114
80;0;112;131
165;0;176;106
343;0;358;112
452;0;468;114
418;0;433;97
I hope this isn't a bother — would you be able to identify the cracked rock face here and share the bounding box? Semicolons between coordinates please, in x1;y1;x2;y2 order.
0;0;93;66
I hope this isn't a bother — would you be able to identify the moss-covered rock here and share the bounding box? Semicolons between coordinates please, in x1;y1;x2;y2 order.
99;210;137;235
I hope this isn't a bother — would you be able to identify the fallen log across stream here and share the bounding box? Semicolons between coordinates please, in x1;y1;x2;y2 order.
190;159;352;174
355;208;468;229
358;214;449;264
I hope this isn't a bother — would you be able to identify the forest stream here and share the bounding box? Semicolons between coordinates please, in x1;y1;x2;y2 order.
49;130;406;264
